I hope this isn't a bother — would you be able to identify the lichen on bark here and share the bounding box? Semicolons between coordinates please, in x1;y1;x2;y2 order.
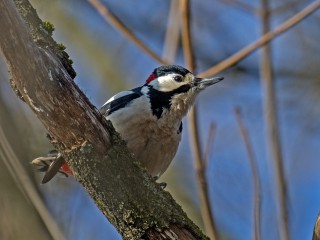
13;0;76;79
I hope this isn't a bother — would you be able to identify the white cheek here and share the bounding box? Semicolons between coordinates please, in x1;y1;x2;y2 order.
159;82;181;92
152;75;182;92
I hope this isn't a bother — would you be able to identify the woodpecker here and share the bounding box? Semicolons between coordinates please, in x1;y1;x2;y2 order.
32;65;223;183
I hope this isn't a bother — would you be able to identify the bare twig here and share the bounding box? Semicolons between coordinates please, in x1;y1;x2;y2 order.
162;0;180;63
88;0;320;78
180;0;218;239
233;107;261;240
0;125;65;240
203;122;217;168
259;1;289;240
180;0;194;70
199;0;320;78
87;0;168;65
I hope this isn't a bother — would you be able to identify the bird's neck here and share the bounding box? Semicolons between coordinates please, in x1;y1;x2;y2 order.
145;86;195;120
169;91;197;119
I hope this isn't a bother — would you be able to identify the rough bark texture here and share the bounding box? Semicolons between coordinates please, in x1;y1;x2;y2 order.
0;0;208;239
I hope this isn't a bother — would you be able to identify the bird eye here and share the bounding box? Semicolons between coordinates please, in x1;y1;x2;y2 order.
173;75;183;82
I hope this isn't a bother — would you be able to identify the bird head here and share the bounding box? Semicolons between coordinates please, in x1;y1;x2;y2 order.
145;65;223;93
144;65;223;119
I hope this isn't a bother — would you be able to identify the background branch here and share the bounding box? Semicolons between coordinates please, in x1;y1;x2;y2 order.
162;0;180;63
87;0;168;65
180;0;218;239
259;1;289;239
198;0;320;77
0;125;65;240
203;123;217;168
89;0;320;81
234;107;261;240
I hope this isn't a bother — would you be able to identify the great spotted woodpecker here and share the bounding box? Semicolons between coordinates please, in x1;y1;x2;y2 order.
32;65;223;183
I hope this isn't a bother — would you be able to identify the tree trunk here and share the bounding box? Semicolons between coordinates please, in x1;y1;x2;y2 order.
0;0;208;239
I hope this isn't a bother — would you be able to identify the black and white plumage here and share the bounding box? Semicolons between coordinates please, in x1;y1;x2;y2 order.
32;65;223;182
99;65;223;177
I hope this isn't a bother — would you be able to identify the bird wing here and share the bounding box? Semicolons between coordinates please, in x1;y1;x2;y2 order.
100;88;143;116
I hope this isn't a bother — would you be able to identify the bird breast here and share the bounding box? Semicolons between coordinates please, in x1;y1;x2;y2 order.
106;96;182;177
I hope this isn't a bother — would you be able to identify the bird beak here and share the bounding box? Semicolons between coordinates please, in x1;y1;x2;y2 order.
193;76;224;89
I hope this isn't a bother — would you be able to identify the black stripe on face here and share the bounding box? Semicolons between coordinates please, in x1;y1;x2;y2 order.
147;84;191;119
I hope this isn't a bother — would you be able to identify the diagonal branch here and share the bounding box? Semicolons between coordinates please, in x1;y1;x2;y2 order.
0;125;65;240
88;0;320;80
0;0;208;239
87;0;168;65
199;0;320;77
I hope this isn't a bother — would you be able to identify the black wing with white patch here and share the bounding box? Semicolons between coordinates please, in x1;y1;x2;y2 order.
100;88;143;116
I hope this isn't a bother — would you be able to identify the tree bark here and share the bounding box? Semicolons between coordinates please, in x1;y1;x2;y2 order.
0;0;208;239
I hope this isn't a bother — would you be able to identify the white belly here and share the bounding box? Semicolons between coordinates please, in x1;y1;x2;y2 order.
106;99;182;177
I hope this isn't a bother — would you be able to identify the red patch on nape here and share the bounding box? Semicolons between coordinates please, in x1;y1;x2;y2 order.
146;73;157;84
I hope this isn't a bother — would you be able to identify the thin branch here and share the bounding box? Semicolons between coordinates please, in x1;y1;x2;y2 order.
87;0;168;65
259;1;289;240
180;0;218;239
88;0;320;79
199;0;320;78
0;125;65;240
188;108;218;240
162;0;180;63
233;107;261;240
203;122;217;168
180;0;194;71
